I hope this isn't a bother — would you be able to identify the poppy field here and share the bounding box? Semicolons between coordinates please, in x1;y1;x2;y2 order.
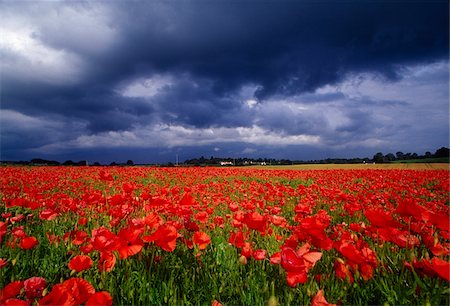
0;166;449;305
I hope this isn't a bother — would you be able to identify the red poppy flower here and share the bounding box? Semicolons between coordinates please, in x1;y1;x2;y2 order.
78;217;88;226
360;245;377;268
212;299;223;306
99;170;113;181
120;242;144;259
19;236;38;250
184;217;200;232
303;211;331;230
228;231;246;248
85;291;113;306
38;284;76;306
193;231;211;250
406;258;445;281
68;255;93;272
360;263;374;281
390;229;420;249
179;192;197;206
286;271;308;287
364;208;401;228
270;252;281;265
395;199;430;222
430;257;450;281
63;278;95;305
91;227;120;253
271;215;287;227
429;243;450;256
12;227;26;238
303;251;323;269
80;243;94;254
4;298;30;306
337;242;365;264
213;216;224;228
98;252;116;273
1;213;12;219
294;203;312;215
39;209;59;221
0;281;24;303
431;211;450;231
228;203;239;212
334;260;354;283
244;212;267;232
281;247;305;273
252;249;266;260
0;258;8;269
24;277;46;299
241;242;252;258
46;233;60;245
0;222;7;243
72;230;89;246
310;234;334;251
143;224;180;252
118;227;144;259
296;214;333;250
194;211;209;223
144;213;163;229
122;182;135;194
311;289;336;306
11;214;25;223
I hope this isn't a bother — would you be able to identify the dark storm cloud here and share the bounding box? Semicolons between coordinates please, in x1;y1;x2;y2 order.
33;3;449;83
1;0;448;161
94;1;447;102
145;77;252;128
5;1;448;114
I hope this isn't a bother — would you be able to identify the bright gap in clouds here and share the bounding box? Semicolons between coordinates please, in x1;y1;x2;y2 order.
0;27;84;85
120;75;174;98
33;124;321;153
245;99;258;108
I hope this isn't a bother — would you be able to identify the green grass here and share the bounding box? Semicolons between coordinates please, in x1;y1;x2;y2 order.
391;157;449;163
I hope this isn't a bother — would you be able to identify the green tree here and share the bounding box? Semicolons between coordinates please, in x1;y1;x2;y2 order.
385;153;396;162
373;152;384;163
434;147;449;158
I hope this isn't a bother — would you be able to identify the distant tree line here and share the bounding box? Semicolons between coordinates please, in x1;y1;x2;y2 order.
1;147;448;166
372;147;449;163
184;147;449;166
0;159;138;166
184;156;274;166
182;156;373;166
0;159;90;166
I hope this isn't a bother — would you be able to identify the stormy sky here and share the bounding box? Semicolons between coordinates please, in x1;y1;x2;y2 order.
1;1;448;163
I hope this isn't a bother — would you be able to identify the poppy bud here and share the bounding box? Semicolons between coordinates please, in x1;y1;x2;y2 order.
268;296;278;306
238;255;247;265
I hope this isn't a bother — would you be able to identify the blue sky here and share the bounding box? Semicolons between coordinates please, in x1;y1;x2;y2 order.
1;1;448;163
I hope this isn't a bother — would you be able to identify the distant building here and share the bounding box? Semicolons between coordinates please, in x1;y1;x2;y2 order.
220;161;234;166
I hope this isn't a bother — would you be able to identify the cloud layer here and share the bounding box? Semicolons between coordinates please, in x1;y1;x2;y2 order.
1;1;448;163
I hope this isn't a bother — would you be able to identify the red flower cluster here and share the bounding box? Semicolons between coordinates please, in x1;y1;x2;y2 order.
0;166;448;305
274;243;322;287
0;277;112;306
